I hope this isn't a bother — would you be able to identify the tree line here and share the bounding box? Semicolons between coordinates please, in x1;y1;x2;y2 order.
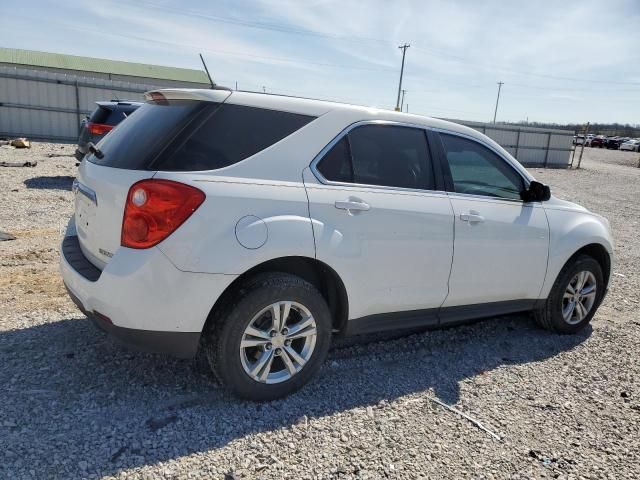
511;121;640;137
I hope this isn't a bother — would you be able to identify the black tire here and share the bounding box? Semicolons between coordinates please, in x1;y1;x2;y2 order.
534;254;604;334
205;272;332;401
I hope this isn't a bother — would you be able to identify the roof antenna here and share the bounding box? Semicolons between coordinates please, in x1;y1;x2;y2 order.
199;53;216;89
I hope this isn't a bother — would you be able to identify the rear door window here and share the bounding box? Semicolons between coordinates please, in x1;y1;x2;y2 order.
156;104;315;171
316;124;435;190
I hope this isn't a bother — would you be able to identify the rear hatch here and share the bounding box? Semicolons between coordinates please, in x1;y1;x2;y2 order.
74;89;231;269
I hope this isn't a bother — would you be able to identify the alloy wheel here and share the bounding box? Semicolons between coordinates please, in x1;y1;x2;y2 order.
240;301;317;384
562;271;597;325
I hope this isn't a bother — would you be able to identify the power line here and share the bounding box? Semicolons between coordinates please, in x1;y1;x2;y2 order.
119;0;640;87
80;3;640;88
65;23;397;74
410;45;640;87
111;0;391;46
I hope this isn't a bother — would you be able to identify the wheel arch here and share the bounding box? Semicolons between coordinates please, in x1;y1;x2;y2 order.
542;240;613;300
570;243;612;288
203;256;349;336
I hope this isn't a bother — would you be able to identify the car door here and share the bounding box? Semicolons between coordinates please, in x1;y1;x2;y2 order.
303;122;455;328
434;131;549;311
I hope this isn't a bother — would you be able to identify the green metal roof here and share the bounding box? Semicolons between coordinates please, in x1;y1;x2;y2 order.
0;47;209;84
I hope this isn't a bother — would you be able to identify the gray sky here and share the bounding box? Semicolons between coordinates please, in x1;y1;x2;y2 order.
1;0;639;124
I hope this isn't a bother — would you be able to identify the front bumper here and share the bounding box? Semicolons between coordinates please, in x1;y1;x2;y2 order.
60;218;237;358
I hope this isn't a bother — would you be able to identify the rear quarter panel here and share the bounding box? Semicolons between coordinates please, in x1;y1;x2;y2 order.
153;174;316;274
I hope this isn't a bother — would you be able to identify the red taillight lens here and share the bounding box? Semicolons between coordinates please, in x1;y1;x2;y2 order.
87;122;114;135
149;92;169;105
121;180;205;249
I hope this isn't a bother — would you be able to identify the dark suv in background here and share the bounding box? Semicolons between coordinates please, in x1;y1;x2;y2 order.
75;101;142;160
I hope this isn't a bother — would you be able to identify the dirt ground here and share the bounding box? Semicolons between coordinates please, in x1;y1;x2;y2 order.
0;143;639;479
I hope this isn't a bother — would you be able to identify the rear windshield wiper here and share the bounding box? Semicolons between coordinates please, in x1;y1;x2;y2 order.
87;142;104;159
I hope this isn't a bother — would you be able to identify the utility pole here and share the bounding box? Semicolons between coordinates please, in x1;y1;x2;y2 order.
576;122;589;169
400;89;407;111
235;81;238;91
492;81;503;123
395;43;410;111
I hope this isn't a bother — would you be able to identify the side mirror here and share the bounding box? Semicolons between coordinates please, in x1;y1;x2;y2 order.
521;180;551;202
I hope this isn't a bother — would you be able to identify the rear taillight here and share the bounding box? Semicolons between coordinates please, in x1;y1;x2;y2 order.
121;180;205;249
149;92;169;105
87;122;114;135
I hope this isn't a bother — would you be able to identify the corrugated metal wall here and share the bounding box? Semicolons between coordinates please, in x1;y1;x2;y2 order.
1;66;575;168
0;66;163;142
0;63;209;87
449;119;574;168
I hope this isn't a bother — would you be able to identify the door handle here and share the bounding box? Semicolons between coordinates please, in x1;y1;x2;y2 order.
460;210;485;223
335;198;370;213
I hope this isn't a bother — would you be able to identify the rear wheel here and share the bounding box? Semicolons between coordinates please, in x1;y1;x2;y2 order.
205;273;332;401
534;255;604;334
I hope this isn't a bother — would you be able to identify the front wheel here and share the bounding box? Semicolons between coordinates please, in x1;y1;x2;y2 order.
205;273;332;401
534;255;604;334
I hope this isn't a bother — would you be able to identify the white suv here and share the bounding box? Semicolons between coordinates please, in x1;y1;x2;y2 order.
61;89;613;400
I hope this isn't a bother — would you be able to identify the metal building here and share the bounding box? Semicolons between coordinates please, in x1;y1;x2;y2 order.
448;119;574;168
0;47;209;142
0;47;574;167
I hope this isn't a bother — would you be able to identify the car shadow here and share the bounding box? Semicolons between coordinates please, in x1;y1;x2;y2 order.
0;313;591;478
23;176;75;191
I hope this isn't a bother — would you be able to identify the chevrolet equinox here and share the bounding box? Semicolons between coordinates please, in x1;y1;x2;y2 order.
61;89;614;400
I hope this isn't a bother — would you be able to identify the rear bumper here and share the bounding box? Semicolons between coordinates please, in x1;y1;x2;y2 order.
60;217;237;358
64;283;200;358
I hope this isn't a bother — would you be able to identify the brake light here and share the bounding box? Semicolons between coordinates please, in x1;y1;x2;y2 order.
121;180;205;249
87;122;114;135
149;92;169;105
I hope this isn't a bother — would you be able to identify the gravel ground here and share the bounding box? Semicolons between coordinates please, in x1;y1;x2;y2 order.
0;143;639;479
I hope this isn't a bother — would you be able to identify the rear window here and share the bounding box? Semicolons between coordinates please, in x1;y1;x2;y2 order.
89;104;140;126
155;104;315;171
87;100;208;170
87;101;315;171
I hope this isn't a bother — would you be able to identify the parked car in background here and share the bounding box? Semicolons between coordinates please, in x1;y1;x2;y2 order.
605;137;624;150
588;136;606;148
573;135;585;145
61;88;614;400
620;139;640;152
75;101;142;160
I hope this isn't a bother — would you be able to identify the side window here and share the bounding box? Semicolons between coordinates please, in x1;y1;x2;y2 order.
348;125;434;190
157;104;315;171
439;133;524;200
316;137;353;183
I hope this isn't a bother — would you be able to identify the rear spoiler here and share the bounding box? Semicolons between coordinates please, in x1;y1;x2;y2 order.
144;89;232;103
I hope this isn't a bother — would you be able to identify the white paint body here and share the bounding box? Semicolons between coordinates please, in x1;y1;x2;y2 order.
60;89;614;335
